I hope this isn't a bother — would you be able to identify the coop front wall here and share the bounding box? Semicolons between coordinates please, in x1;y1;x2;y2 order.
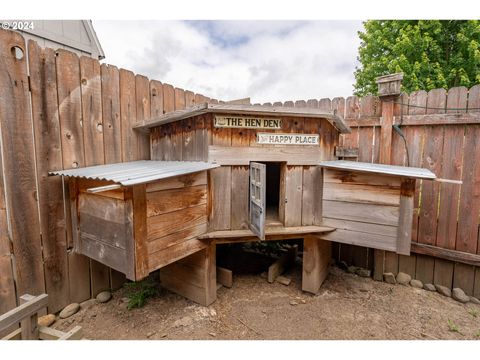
150;114;339;232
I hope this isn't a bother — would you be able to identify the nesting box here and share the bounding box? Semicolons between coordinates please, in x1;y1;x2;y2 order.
376;73;404;97
51;103;435;305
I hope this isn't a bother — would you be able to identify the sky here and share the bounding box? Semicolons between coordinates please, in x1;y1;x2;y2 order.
93;20;364;104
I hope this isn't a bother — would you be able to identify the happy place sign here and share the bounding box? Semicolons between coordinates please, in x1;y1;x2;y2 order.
257;133;319;145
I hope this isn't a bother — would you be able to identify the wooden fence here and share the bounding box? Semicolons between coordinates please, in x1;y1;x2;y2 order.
1;28;480;320
0;29;218;315
265;88;480;298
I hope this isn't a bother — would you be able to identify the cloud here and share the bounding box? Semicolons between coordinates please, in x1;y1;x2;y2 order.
93;20;363;103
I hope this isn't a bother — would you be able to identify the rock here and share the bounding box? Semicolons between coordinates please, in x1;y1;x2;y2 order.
160;333;167;338
347;265;359;274
173;316;193;328
80;299;97;310
469;296;480;305
435;284;452;297
424;283;436;292
146;331;156;338
289;300;299;306
276;276;291;286
209;332;216;337
59;303;80;319
410;279;423;289
396;272;411;285
355;268;371;278
96;291;112;303
383;272;396;284
38;314;55;327
452;288;470;303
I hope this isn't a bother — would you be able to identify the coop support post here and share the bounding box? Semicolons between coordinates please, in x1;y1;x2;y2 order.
373;72;404;280
302;236;331;294
159;243;216;306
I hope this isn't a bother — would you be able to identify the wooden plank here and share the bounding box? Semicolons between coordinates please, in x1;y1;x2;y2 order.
100;64;122;163
80;56;104;166
209;167;231;230
396;179;415;255
162;243;216;306
38;326;82;340
301;166;323;226
28;41;69;313
174;87;186;110
322;200;399;226
182;117;196;160
119;69;137;161
284;166;303;226
319;229;397;252
90;260;111;297
0;31;45;298
208;145;325;165
163;83;175;113
135;75;151;160
58;325;83;340
185;90;195;108
199;226;335;239
453;263;475;296
78;234;128;279
322;218;396;237
67;251;91;303
146;172;207;192
0;255;16;318
0;294;48;332
150;80;164;118
132;184;148;280
411;242;480;267
323;182;400;206
146;185;207;217
231;166;249;230
148;222;208;255
149;237;208;271
78;193;126;224
79;213;128;249
56;49;85;169
147;204;207;240
324;169;401;187
268;245;298;283
302;237;331;294
390;112;480;126
216;267;233;288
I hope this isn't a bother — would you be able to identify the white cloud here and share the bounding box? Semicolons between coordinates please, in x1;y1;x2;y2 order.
93;20;363;103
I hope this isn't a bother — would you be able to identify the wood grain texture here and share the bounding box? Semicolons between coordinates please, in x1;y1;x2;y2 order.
101;64;122;164
302;237;331;294
135;75;151;160
132;184;149;280
209;167;231;230
28;41;69;313
146;185;207;217
147;205;207;240
119;69;137;161
284;166;303;226
0;31;45;298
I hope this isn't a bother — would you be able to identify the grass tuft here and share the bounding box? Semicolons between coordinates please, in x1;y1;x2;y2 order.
123;279;158;310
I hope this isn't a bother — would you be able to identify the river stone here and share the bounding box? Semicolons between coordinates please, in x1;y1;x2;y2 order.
435;284;451;297
80;299;97;310
96;291;112;303
396;272;411;285
424;283;436;292
469;296;480;305
383;272;396;284
410;279;423;289
356;268;371;278
38;314;55;327
59;303;80;319
452;288;470;303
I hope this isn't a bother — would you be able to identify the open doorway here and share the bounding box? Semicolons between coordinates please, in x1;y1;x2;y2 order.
264;162;282;226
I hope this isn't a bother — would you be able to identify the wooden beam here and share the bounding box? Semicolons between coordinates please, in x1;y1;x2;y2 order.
268;245;298;283
302;237;331;294
86;184;122;193
216;267;233;288
334;146;359;158
411;242;480;267
198;226;336;240
38;326;83;340
345;113;480;128
0;294;48;332
396;179;415;256
20;294;39;340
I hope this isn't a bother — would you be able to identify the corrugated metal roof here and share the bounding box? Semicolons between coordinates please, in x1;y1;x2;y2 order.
133;102;351;134
49;160;220;186
318;160;436;179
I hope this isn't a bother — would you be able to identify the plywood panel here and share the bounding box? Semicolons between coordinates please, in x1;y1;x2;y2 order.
209;167;232;230
231;166;250;230
284;166;303;227
301;166;323;226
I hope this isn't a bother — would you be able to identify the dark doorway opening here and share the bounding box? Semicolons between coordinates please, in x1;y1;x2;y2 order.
264;162;282;226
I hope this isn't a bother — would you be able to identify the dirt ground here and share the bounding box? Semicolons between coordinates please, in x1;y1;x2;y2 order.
53;248;480;340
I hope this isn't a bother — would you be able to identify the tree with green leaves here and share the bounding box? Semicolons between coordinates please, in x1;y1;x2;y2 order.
354;20;480;96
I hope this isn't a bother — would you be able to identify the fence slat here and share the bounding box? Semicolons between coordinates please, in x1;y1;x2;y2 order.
135;75;151;160
28;41;69;313
119;69;138;162
101;64;122;164
0;30;45;299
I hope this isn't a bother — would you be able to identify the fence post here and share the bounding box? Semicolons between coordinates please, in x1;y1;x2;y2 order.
372;73;404;280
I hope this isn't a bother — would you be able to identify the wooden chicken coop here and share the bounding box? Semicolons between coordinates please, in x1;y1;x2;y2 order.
51;103;435;306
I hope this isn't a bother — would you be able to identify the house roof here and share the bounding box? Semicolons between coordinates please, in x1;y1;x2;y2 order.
318;160;436;180
49;160;219;186
133;103;351;134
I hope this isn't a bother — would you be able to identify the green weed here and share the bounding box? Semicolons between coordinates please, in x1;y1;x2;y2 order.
123;279;158;310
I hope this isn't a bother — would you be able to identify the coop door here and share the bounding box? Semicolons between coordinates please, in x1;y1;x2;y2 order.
249;162;266;240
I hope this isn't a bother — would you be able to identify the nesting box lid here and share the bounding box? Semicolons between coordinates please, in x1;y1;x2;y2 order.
133;102;351;134
318;160;436;180
49;160;220;186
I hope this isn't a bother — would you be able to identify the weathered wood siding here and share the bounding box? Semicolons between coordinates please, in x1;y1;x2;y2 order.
146;172;209;271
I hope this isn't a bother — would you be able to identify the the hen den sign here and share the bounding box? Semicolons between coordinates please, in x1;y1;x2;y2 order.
214;115;282;129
